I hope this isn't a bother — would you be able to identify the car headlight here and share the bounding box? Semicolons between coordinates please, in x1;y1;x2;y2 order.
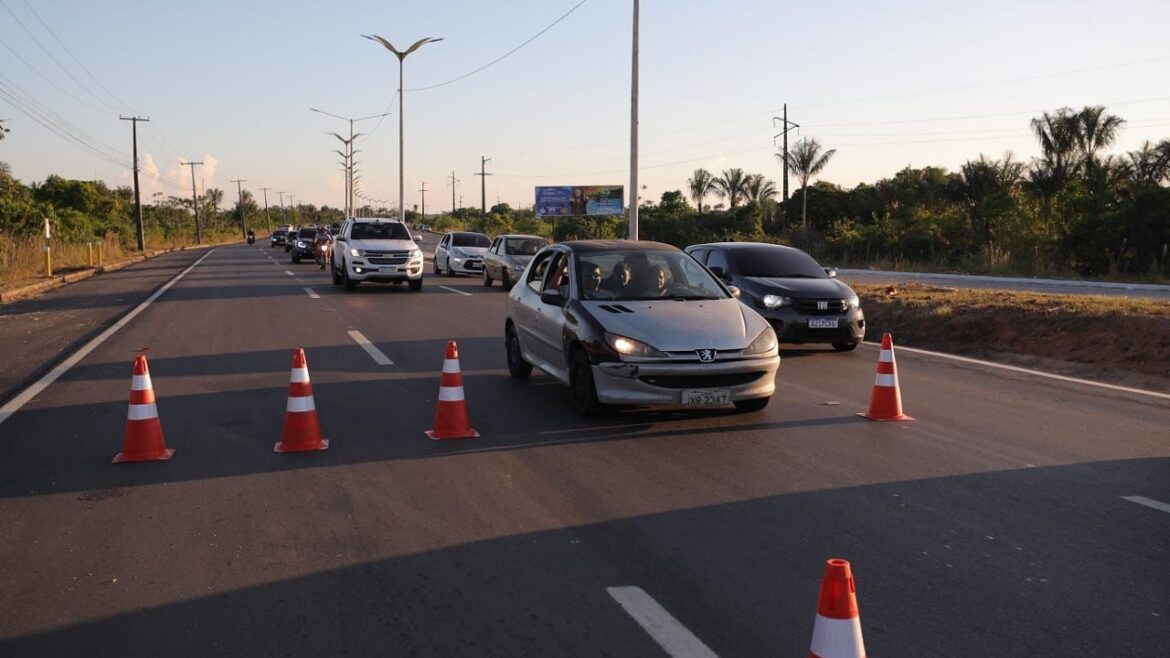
451;248;466;258
846;293;860;309
604;332;667;358
743;327;778;356
350;248;365;258
762;294;792;309
409;248;422;258
296;241;307;248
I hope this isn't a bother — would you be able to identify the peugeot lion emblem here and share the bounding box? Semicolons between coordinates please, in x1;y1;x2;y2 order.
697;349;716;362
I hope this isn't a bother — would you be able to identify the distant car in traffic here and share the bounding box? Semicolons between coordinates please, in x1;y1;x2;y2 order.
271;224;293;247
482;234;549;290
685;242;864;351
504;240;780;416
290;226;320;263
434;231;491;276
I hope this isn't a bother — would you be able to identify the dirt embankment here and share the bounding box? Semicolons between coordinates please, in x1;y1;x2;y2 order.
852;283;1170;392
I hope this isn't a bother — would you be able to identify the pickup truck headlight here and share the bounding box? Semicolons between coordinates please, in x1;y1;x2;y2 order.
743;327;778;356
409;248;422;258
762;294;792;309
605;332;667;358
350;248;365;258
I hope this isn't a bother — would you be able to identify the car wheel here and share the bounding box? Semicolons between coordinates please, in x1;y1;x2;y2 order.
832;342;858;352
343;266;356;291
501;269;513;291
570;350;603;417
408;279;423;292
446;258;456;277
433;259;441;275
733;397;770;413
482;268;492;287
331;260;343;285
292;253;300;264
506;325;532;379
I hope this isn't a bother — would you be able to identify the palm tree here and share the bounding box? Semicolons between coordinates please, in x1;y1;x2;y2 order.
687;168;715;213
1120;141;1170;190
744;173;777;203
1030;108;1080;189
1075;105;1125;185
711;168;749;208
779;138;836;228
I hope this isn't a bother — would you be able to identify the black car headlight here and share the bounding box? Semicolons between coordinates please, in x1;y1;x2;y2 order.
762;294;793;309
604;332;667;358
743;327;778;356
846;293;860;310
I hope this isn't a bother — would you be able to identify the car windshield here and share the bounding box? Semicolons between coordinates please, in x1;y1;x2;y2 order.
578;250;728;301
351;222;410;240
731;246;827;278
506;238;547;256
297;228;317;238
453;233;491;248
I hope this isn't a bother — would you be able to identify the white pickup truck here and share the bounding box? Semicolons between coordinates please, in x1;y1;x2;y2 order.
331;217;424;292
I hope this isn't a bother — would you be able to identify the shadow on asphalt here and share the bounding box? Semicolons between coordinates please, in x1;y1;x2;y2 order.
0;457;1166;657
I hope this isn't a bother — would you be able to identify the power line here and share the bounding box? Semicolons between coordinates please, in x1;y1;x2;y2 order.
406;0;589;92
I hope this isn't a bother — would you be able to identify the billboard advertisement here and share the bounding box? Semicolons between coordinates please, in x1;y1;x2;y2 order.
535;185;624;217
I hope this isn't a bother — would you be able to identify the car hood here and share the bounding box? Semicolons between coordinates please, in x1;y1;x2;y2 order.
500;254;535;266
582;298;768;351
741;276;851;297
450;246;489;256
349;238;418;251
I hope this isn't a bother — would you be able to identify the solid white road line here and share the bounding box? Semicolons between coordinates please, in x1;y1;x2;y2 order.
607;586;720;658
304;287;320;299
437;285;473;297
1121;496;1170;515
872;342;1170;401
0;250;217;428
347;330;393;366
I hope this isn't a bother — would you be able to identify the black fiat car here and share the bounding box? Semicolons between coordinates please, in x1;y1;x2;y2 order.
685;242;865;351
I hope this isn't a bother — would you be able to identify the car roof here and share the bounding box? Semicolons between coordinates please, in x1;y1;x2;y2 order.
556;240;679;254
499;234;547;240
451;231;488;237
688;241;807;255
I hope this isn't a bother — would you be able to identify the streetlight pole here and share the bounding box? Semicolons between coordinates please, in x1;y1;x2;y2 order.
362;34;443;223
311;108;391;218
628;0;640;240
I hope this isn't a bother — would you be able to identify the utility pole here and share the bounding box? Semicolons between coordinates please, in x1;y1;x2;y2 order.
628;0;640;240
181;161;203;244
120;116;149;251
259;187;272;231
447;171;459;214
474;156;492;216
419;181;428;220
277;191;286;225
231;178;248;238
772;104;799;226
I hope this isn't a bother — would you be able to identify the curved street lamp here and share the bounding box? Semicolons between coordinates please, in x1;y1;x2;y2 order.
361;34;443;223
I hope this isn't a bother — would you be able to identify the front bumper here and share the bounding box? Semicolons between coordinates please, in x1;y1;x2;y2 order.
347;257;424;282
593;355;779;406
448;256;484;274
759;307;865;345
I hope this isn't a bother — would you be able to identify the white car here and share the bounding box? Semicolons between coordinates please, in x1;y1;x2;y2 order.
331;217;424;291
433;231;491;276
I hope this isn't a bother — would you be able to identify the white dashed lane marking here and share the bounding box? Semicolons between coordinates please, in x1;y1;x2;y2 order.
1122;496;1170;515
607;586;720;658
304;287;320;299
347;330;393;366
437;285;473;297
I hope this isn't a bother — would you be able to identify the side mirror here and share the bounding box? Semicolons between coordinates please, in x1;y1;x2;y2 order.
709;265;729;281
335;235;346;242
540;289;567;307
824;267;837;278
727;285;742;299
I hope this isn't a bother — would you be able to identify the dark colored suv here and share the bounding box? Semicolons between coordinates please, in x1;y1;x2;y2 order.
685;242;864;351
290;227;320;263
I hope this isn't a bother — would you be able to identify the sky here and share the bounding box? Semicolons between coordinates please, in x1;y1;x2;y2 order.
2;0;1169;215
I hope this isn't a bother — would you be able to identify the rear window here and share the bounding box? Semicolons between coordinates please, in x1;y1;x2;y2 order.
506;238;548;256
730;247;826;278
351;222;410;240
298;228;317;238
453;233;491;248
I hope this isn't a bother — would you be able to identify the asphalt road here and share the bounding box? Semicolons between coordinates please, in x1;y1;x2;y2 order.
0;237;1167;657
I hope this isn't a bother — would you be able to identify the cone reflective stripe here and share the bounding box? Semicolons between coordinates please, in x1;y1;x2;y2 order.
275;348;329;453
858;333;913;421
113;354;174;463
426;340;479;440
809;559;866;658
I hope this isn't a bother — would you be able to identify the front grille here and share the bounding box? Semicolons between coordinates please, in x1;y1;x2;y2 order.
639;372;767;389
367;250;411;265
369;257;408;265
795;299;848;315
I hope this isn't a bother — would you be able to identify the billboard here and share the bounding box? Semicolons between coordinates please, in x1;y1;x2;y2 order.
535;185;624;218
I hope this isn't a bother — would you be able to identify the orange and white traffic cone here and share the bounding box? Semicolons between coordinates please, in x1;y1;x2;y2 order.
858;332;913;421
274;348;329;453
425;340;479;440
113;354;174;464
809;558;866;658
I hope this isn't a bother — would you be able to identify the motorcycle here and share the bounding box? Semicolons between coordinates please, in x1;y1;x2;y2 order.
315;238;332;270
246;231;256;245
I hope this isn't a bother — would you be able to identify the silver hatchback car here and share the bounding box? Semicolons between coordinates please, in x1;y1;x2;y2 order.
504;240;780;416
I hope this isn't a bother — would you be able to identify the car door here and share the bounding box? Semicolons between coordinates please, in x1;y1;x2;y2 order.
436;234;450;270
531;250;571;372
512;249;560;370
487;237;503;279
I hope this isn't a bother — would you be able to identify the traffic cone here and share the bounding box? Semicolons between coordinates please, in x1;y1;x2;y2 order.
113;354;174;463
274;348;329;453
425;340;479;440
809;558;866;658
857;332;913;421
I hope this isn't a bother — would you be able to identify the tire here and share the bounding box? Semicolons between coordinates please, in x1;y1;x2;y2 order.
446;258;456;277
408;279;423;292
505;325;532;379
501;269;513;291
292;253;300;264
832;342;858;352
482;268;493;287
570;350;603;417
331;260;343;285
343;266;356;291
433;259;441;275
733;397;770;413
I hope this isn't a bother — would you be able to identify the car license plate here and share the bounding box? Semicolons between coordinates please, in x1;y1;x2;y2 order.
681;389;730;406
809;318;839;329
